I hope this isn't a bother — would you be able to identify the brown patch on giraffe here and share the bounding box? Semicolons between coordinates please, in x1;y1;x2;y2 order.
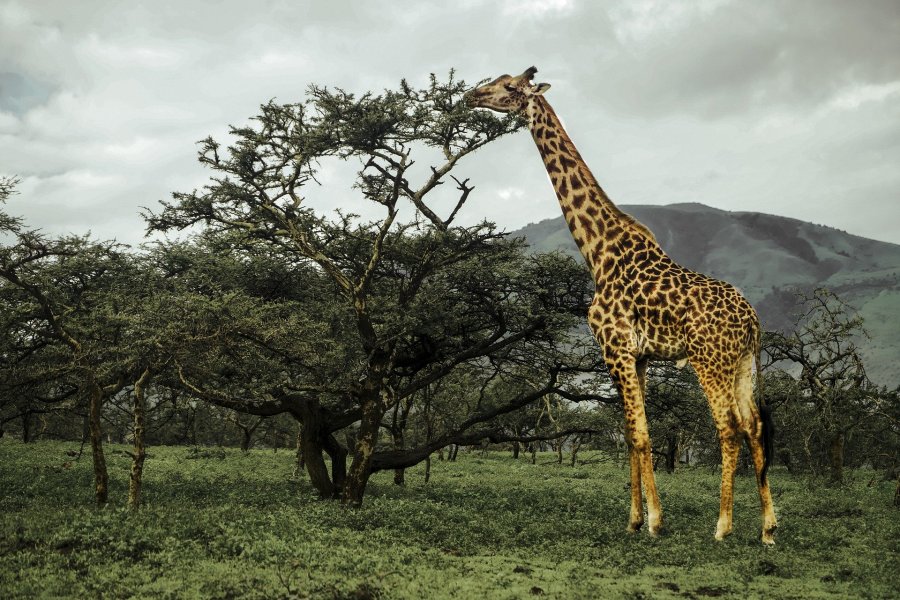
559;155;577;170
578;215;597;240
570;172;584;190
605;225;623;241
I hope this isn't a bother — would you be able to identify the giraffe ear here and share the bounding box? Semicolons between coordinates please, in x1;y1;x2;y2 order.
533;83;551;95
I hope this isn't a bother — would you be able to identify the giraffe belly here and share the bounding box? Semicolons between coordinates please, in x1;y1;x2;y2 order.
633;322;687;362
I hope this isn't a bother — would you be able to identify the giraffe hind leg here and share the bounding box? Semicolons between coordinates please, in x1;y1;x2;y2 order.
735;353;778;544
693;360;741;541
716;429;740;540
626;431;643;533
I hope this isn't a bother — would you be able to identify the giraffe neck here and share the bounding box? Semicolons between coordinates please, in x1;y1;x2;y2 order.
526;97;656;278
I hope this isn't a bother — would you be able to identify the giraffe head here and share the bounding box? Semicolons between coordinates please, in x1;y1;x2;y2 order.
467;66;551;114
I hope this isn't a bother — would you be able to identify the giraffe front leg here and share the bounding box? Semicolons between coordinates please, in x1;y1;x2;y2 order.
613;360;662;536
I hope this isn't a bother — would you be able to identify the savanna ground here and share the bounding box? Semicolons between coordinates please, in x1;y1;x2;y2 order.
1;439;897;599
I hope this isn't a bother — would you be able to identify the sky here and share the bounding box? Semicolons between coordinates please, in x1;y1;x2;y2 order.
1;0;899;247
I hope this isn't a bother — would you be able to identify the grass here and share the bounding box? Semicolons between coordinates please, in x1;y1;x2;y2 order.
1;439;897;599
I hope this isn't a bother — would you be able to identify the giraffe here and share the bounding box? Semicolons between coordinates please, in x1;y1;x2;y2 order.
468;67;777;544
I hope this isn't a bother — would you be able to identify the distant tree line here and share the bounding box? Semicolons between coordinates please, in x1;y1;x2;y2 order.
1;73;897;510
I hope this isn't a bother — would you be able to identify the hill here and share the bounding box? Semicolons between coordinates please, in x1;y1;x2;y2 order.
512;203;900;387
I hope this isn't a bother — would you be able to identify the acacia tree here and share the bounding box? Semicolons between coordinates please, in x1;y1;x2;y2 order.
154;229;597;501
0;177;179;506
0;276;76;441
146;72;603;504
765;288;878;483
0;188;132;503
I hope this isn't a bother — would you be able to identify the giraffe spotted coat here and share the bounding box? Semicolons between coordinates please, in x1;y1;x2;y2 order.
469;67;777;544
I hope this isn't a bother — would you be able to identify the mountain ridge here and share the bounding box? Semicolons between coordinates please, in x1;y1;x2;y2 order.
510;203;900;387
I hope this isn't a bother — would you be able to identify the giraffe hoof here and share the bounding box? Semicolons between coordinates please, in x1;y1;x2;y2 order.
648;524;664;537
761;524;777;546
626;521;643;534
714;528;733;541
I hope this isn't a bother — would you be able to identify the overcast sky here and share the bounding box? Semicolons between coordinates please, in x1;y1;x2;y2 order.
2;0;899;247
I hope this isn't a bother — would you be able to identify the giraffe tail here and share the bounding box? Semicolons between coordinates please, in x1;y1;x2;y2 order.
754;334;774;485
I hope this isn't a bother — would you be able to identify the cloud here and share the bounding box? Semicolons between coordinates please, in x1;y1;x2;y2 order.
503;0;574;18
591;0;900;118
0;0;897;248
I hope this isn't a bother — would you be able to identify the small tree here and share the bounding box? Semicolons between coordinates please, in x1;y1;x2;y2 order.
766;288;877;483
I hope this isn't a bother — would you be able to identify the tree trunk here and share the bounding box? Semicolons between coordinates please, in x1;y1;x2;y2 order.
88;379;108;505
530;443;537;465
512;441;520;459
570;438;581;467
186;406;197;446
391;398;412;485
829;432;845;484
424;455;432;483
302;433;333;498
664;431;677;474
556;440;563;465
324;434;347;493
292;424;305;478
128;368;151;510
393;430;405;486
342;399;384;506
21;411;32;443
299;405;335;499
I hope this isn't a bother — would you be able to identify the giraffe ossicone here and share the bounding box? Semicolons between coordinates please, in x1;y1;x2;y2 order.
469;66;778;544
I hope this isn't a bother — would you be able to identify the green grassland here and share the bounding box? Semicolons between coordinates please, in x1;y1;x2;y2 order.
1;440;897;599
